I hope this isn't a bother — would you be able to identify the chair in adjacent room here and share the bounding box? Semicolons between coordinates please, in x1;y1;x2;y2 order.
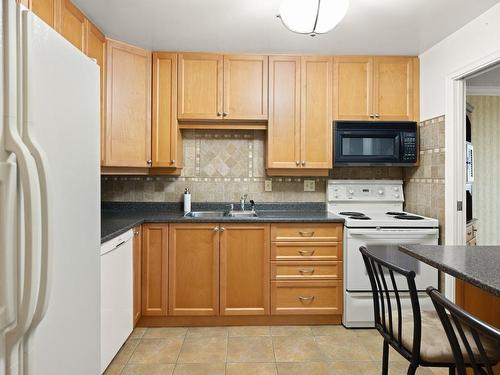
427;287;500;375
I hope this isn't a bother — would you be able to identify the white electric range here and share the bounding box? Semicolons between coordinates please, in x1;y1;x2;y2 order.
327;180;439;328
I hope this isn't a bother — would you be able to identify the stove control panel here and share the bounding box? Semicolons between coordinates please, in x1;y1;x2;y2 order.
327;180;404;202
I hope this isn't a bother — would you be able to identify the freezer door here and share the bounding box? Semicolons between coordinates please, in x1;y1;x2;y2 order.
21;9;100;375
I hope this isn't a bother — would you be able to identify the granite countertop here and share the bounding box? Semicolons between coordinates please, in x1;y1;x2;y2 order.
101;202;345;243
398;245;500;297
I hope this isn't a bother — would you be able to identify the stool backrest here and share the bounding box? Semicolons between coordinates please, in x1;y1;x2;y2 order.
427;287;500;375
360;246;422;361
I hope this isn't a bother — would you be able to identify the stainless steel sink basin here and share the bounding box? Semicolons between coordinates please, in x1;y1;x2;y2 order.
185;211;226;218
227;211;258;218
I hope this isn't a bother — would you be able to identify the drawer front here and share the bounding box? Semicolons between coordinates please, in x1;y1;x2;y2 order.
271;261;342;280
271;242;342;261
271;281;342;315
271;224;342;242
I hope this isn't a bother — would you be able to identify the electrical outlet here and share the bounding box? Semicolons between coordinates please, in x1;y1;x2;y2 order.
264;179;273;192
304;179;315;192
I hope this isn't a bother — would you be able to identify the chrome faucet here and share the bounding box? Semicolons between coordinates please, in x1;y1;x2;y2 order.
240;194;248;211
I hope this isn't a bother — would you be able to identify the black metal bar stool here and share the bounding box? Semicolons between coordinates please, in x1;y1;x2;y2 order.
360;246;459;375
427;287;500;375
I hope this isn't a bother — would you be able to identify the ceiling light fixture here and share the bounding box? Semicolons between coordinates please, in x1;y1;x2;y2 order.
277;0;349;37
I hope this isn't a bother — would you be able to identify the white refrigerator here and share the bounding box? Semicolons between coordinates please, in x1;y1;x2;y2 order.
0;0;101;374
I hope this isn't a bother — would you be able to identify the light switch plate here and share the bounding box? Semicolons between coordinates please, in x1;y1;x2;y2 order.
264;179;273;192
304;179;315;192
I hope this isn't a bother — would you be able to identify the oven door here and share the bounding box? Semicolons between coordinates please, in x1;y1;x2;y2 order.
345;228;439;292
335;129;402;165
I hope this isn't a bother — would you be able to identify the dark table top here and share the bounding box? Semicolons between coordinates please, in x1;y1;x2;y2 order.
398;245;500;297
101;202;344;243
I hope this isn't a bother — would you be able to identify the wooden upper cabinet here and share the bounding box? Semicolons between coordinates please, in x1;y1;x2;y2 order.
267;56;301;170
223;55;268;121
372;56;416;121
301;56;332;169
105;39;152;167
142;224;168;316
333;56;372;120
85;21;106;165
168;224;220;316
60;0;85;51
177;53;223;121
31;0;59;29
152;53;181;169
219;224;270;316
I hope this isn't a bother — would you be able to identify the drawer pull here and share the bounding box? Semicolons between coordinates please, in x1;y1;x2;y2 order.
298;296;315;304
299;268;315;275
298;249;315;256
298;231;314;237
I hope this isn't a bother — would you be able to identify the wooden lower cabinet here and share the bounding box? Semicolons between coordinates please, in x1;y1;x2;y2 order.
219;224;270;316
168;224;220;316
141;224;168;316
133;226;142;325
271;280;342;315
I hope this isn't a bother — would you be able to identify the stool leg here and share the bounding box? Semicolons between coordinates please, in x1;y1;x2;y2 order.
382;340;389;375
448;366;455;375
407;364;418;375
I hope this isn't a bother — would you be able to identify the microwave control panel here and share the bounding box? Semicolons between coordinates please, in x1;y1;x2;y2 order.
402;132;417;162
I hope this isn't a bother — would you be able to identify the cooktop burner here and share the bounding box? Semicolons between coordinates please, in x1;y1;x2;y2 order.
350;216;371;220
394;215;424;220
386;212;406;216
339;212;365;217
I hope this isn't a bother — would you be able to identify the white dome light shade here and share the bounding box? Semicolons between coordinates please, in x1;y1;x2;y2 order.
278;0;349;36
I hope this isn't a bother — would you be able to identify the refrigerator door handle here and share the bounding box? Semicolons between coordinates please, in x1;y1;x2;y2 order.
3;3;42;365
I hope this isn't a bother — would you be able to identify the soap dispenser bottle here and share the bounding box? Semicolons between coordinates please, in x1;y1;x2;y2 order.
184;188;191;214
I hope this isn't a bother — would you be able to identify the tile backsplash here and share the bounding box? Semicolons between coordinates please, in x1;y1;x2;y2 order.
101;129;403;203
403;116;446;243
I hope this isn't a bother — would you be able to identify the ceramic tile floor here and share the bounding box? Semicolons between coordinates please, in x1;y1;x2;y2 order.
104;325;451;375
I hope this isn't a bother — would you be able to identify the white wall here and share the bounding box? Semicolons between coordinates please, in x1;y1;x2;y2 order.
419;3;500;120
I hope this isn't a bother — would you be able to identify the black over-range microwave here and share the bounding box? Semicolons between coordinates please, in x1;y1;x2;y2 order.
333;121;418;166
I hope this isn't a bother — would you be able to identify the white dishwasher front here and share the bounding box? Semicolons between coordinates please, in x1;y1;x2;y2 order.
100;229;134;373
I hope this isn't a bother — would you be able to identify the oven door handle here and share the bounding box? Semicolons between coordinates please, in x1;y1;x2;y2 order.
348;229;439;237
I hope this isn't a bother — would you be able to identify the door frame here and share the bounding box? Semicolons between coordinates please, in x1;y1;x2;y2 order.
444;48;500;301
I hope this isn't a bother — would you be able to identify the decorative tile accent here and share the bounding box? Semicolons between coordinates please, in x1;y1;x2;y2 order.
404;115;446;244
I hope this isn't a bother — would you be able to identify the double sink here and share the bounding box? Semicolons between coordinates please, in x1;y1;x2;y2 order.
185;210;258;218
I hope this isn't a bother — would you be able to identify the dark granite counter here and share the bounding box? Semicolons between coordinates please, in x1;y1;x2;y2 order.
101;202;344;243
398;245;500;297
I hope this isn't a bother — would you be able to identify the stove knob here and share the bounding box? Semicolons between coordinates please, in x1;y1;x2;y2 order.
393;187;399;191
348;189;354;195
394;194;400;198
378;189;384;196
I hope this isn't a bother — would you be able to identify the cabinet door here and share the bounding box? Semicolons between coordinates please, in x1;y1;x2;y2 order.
169;224;219;316
223;55;268;121
132;226;142;325
372;57;416;121
31;0;59;29
220;224;270;316
333;56;373;120
267;56;301;169
142;224;168;316
300;56;332;169
60;0;85;51
177;53;223;120
152;53;180;168
105;39;152;167
85;21;106;165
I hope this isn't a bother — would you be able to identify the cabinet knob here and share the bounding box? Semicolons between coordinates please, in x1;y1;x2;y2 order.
296;161;300;166
301;161;306;166
217;112;222;117
171;159;176;164
213;226;220;232
147;160;152;165
375;114;380;118
298;296;315;304
220;227;225;232
222;112;228;117
369;114;375;119
134;231;139;236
